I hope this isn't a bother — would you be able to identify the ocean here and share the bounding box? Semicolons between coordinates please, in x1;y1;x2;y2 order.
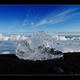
0;41;18;54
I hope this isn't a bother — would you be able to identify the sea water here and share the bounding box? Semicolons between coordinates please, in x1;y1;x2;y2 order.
0;41;17;54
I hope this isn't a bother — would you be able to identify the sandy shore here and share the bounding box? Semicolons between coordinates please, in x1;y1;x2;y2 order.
0;52;79;74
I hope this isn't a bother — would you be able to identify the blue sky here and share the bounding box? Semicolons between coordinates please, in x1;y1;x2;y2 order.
0;5;80;34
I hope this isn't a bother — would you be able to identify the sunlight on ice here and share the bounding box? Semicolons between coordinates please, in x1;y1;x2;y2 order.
16;31;63;61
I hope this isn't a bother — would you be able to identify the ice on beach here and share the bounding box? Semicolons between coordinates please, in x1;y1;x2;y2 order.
1;31;80;60
16;41;63;60
30;31;53;49
16;31;63;60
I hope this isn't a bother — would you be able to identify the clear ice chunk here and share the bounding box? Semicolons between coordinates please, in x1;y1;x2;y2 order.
15;31;63;61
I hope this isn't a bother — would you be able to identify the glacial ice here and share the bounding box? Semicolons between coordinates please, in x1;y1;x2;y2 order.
15;31;80;60
16;31;63;60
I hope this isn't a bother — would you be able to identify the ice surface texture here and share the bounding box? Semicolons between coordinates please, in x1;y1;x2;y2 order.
16;31;80;60
16;31;63;60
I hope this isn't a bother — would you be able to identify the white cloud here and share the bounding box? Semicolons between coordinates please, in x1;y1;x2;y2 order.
22;14;39;27
31;22;35;25
55;9;75;17
35;19;49;26
32;8;80;28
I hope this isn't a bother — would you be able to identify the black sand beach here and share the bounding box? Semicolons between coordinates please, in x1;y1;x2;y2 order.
0;53;80;75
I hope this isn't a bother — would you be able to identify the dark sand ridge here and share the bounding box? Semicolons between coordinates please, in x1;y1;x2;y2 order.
0;52;79;74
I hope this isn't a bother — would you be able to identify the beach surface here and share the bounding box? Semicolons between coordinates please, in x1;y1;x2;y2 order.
0;52;79;75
